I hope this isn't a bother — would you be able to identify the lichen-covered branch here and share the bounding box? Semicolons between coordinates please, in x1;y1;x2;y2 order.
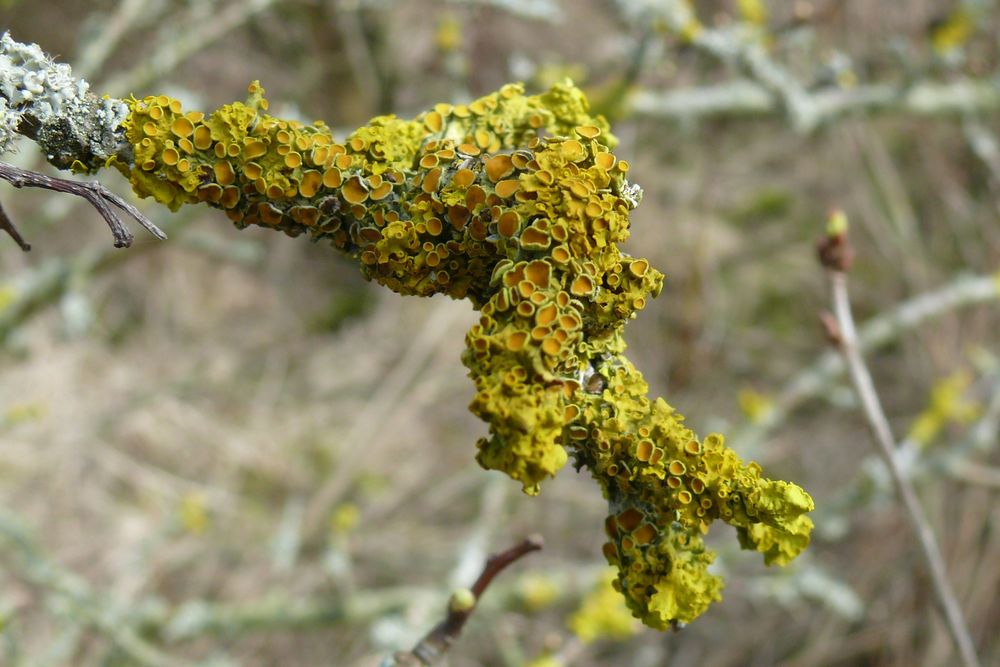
0;32;813;629
0;33;131;169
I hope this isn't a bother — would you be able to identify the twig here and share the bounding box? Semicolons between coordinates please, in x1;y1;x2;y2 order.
630;79;1000;130
388;535;544;666
469;535;543;599
0;200;30;251
811;366;1000;535
819;229;981;667
0;162;165;248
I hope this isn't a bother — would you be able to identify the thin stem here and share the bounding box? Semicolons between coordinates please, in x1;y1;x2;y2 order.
468;534;543;598
828;270;981;667
629;79;1000;130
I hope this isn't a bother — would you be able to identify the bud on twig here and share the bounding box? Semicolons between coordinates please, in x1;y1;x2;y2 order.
816;209;854;272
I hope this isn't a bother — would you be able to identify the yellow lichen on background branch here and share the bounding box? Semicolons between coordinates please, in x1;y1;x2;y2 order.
111;79;814;629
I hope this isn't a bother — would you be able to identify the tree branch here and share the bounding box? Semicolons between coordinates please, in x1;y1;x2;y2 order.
0;24;806;640
0;32;132;170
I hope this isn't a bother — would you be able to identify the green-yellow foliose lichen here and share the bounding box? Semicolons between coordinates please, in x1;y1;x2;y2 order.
114;80;814;629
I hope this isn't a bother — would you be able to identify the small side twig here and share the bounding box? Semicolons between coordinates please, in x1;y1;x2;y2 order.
388;534;544;667
0;200;30;251
0;162;165;249
818;219;981;667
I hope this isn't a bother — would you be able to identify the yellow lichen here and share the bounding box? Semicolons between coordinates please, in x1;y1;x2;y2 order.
112;79;813;630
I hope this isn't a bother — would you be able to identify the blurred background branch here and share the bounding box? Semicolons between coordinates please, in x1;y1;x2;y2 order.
620;0;1000;131
630;78;1000;128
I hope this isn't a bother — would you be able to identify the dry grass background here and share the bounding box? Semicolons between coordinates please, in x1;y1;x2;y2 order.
1;1;999;665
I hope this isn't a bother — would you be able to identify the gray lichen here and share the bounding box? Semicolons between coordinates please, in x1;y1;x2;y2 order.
0;97;20;154
0;32;131;169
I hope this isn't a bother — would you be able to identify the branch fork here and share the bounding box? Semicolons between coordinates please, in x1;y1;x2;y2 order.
0;161;165;249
